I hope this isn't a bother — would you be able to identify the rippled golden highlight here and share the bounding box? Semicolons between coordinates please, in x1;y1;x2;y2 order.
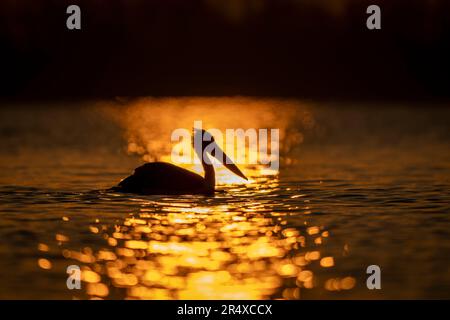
35;98;352;299
38;175;356;300
38;258;52;270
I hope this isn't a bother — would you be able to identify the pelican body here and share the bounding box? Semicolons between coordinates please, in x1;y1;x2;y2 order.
111;129;246;195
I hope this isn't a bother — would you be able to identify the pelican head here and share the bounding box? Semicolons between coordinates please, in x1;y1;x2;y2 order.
193;128;247;181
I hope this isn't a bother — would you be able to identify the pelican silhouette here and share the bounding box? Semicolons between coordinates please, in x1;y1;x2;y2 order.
111;129;247;195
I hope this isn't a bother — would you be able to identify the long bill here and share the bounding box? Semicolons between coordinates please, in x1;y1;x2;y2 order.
211;143;248;181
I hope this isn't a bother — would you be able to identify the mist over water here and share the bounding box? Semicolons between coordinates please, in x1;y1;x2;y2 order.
0;99;449;299
100;97;313;170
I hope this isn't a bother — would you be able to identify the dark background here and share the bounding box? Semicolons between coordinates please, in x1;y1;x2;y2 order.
1;0;449;101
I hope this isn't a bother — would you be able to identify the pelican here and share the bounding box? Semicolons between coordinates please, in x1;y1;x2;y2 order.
111;129;247;195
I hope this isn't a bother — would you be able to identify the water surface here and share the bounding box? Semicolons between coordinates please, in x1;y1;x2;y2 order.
0;101;449;299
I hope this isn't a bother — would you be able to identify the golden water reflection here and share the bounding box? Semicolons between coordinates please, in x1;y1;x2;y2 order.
39;177;355;299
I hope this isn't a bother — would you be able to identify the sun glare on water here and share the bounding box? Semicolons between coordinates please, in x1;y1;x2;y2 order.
33;98;356;300
44;191;351;300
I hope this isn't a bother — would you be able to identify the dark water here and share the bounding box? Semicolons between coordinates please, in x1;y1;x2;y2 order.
0;101;449;299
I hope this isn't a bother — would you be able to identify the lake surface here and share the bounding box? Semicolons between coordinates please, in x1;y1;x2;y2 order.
0;99;449;299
